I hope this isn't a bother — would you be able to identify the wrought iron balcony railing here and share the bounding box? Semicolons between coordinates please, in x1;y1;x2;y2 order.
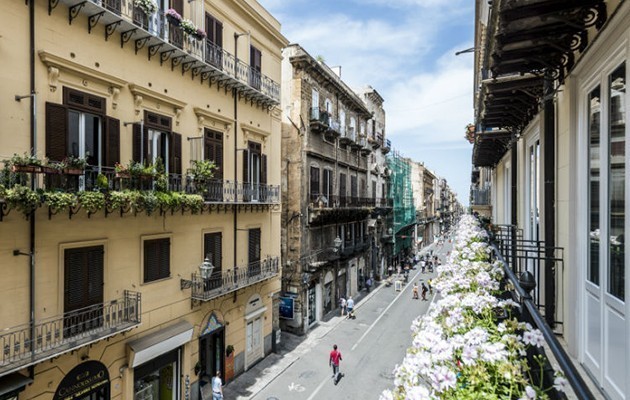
0;291;140;377
188;257;279;301
382;138;391;153
309;107;331;133
309;194;391;208
49;0;280;104
489;230;594;399
471;187;491;206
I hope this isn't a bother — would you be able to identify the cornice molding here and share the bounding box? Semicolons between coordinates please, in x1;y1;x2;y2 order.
128;83;186;118
193;107;233;131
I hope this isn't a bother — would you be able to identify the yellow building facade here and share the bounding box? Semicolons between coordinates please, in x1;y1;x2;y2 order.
0;0;287;399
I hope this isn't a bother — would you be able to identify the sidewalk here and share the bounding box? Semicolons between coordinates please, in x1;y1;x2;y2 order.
222;242;439;399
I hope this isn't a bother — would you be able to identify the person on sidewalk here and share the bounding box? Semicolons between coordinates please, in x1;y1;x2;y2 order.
346;297;355;319
365;277;372;293
412;283;419;299
211;371;223;400
421;282;429;301
340;296;346;316
329;344;343;384
428;279;433;295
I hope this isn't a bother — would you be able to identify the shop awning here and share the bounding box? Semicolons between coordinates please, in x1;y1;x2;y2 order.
128;320;193;368
0;372;32;400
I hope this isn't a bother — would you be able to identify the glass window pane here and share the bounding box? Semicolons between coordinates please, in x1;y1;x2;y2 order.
588;87;601;285
84;113;100;166
68;111;80;157
608;63;625;301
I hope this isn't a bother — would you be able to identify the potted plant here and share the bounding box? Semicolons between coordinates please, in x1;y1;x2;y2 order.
180;19;197;36
78;191;106;215
5;185;40;216
63;155;87;175
133;0;157;15
190;159;216;194
9;152;42;173
164;8;182;26
225;345;235;381
193;28;207;41
115;162;130;178
43;191;77;214
96;173;109;191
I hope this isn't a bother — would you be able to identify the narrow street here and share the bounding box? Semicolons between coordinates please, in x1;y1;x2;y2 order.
250;241;451;400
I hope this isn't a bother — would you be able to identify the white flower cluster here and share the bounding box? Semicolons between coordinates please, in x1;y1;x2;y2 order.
381;215;567;400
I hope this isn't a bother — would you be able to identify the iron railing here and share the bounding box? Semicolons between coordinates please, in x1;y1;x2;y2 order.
0;291;140;376
190;257;280;301
489;241;594;400
309;194;391;208
471;187;491;206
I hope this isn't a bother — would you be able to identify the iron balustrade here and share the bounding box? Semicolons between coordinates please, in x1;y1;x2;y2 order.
0;291;140;376
489;241;594;400
471;187;491;206
190;257;280;301
309;194;391;208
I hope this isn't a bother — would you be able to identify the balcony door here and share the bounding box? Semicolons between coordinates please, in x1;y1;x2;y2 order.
243;141;266;202
526;137;540;242
248;228;261;278
203;232;222;291
205;12;223;68
64;246;104;337
583;63;627;400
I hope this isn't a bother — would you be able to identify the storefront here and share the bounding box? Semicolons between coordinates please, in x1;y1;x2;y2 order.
198;313;225;389
323;271;333;314
53;361;110;400
128;321;193;400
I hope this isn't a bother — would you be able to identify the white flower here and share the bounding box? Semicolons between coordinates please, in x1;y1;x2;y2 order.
553;376;568;392
519;385;537;399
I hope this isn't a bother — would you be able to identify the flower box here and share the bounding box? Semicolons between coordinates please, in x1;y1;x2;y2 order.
64;168;84;176
11;164;41;174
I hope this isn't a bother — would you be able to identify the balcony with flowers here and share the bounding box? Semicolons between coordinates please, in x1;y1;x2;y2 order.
47;0;280;106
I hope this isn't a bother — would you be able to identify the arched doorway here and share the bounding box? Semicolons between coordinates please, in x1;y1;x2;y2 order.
198;313;224;395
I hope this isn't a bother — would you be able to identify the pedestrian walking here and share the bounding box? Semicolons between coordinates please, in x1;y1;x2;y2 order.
211;371;223;400
329;344;343;384
421;282;428;301
346;297;355;319
340;296;346;316
420;259;426;273
388;265;393;276
365;277;372;293
428;279;433;295
412;283;419;299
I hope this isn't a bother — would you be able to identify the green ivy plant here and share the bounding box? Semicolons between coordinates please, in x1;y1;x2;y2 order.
63;155;88;170
182;194;204;214
96;173;109;191
108;190;133;210
78;191;105;214
190;159;216;194
6;185;40;216
43;191;77;213
138;191;159;215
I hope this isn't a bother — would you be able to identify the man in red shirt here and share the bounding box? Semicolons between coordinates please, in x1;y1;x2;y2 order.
329;344;343;384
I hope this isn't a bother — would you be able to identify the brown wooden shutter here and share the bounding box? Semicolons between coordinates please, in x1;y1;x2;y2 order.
144;238;170;282
250;46;262;73
46;102;68;162
248;228;261;265
132;124;148;163
170;132;182;175
171;0;183;14
216;20;223;48
204;232;222;274
242;149;249;183
261;154;267;184
86;247;105;305
105;117;120;167
64;246;104;313
339;173;346;197
310;167;320;197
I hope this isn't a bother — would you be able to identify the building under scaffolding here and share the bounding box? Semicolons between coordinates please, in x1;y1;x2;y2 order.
387;151;416;261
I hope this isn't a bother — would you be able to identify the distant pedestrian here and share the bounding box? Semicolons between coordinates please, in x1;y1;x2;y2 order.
340;297;347;316
366;277;372;293
329;344;343;384
427;279;433;295
421;283;428;301
211;371;223;400
388;265;393;276
412;283;419;299
346;297;355;319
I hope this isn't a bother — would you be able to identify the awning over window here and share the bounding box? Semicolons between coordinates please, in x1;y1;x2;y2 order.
127;320;193;368
0;372;32;400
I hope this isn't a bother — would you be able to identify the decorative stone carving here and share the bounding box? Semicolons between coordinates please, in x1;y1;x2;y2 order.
134;95;143;115
48;66;59;92
111;87;120;110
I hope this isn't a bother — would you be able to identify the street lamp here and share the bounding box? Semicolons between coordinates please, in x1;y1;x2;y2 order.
199;257;214;280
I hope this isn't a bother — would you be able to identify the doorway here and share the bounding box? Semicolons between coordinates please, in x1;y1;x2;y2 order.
199;328;224;383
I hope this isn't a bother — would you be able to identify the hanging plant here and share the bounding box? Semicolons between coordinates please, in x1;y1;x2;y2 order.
6;185;41;216
78;191;106;215
164;8;182;25
180;19;197;36
182;194;204;214
134;0;158;15
43;191;77;213
108;190;133;210
465;123;476;144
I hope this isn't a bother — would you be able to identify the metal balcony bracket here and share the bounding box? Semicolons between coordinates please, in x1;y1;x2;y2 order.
171;55;186;71
88;11;105;34
105;20;122;41
121;28;137;49
180;278;192;290
148;43;163;61
191;66;203;80
68;203;82;219
181;60;196;76
200;71;211;84
0;202;10;221
49;0;60;15
68;1;87;25
160;49;176;66
135;36;151;55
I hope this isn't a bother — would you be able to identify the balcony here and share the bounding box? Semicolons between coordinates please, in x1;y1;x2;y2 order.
339;126;354;145
0;291;140;377
382;139;391;154
368;135;381;149
471;187;491;206
324;120;341;140
309;107;330;134
357;136;371;155
189;257;279;301
48;0;280;106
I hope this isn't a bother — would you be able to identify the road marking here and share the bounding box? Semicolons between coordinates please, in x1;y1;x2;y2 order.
306;376;329;400
288;382;305;392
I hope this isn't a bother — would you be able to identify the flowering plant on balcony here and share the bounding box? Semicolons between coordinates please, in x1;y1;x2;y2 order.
465;123;476;144
194;28;207;40
164;8;182;25
134;0;157;15
180;19;197;35
381;215;568;400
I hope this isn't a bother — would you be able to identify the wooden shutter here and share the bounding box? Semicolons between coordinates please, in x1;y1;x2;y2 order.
205;129;223;179
261;154;267;184
248;228;261;264
250;46;262;73
64;246;104;313
171;0;183;14
204;232;222;274
63;87;105;115
242;149;249;183
104;117;120;167
339;173;346;197
46;102;68;162
170;132;182;175
310;167;320;197
144;238;170;282
322;170;329;198
351;176;358;198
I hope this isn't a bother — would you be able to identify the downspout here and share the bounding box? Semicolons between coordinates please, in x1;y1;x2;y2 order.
511;141;518;268
29;0;37;380
543;76;556;328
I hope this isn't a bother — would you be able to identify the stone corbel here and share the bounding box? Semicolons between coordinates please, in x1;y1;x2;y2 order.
197;115;205;134
48;66;59;92
134;95;143;116
110;87;120;110
175;107;182;126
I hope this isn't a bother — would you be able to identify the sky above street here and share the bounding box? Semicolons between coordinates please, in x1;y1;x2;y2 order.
258;0;475;206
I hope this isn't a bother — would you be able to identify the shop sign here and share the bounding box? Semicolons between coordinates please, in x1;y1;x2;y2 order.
53;361;110;400
279;296;295;320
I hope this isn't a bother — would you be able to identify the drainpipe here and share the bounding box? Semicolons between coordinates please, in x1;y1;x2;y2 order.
29;0;36;380
543;76;556;328
511;141;518;268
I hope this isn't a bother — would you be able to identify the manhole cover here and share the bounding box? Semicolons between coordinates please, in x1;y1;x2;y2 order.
267;397;280;400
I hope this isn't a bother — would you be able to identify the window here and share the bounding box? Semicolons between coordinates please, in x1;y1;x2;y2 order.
243;141;266;201
310;166;320;200
250;45;262;90
134;111;182;175
248;228;261;277
349;117;356;140
46;87;120;168
205;12;223;68
203;232;223;290
312;89;319;119
528;140;540;241
339;173;347;200
144;238;170;283
204;128;223;179
351;175;358;199
64;245;104;337
588;86;601;285
322;169;333;202
339;110;346;136
607;63;625;301
325;99;333;114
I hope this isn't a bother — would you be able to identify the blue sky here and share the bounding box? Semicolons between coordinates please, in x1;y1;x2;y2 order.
258;0;475;206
